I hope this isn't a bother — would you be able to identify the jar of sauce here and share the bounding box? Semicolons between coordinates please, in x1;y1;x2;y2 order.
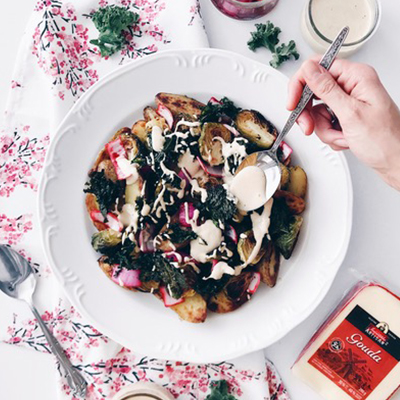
301;0;381;56
112;382;174;400
210;0;279;20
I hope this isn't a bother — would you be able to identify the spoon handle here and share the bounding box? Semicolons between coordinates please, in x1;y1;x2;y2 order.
269;26;350;154
29;304;87;398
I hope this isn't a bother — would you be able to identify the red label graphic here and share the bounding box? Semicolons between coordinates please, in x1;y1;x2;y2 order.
308;306;399;400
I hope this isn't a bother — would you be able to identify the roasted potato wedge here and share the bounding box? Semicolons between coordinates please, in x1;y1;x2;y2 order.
274;190;305;215
287;166;308;199
235;110;278;149
237;230;267;265
280;163;290;188
207;272;254;313
85;193;107;231
156;92;205;118
131;120;148;145
170;293;207;323
255;242;280;287
199;123;232;166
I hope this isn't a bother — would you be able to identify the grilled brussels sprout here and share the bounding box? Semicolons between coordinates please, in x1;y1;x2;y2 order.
274;190;305;215
131;120;148;145
91;229;122;252
237;230;266;265
199;123;232;166
255;242;280;287
207;272;254;313
274;215;303;259
235;110;277;149
287;166;308;198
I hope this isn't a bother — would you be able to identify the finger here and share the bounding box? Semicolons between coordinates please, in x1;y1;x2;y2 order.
296;108;314;135
330;144;349;151
311;104;349;146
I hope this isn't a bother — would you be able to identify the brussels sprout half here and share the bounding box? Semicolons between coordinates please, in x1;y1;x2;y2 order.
235;110;277;149
199;123;232;166
91;229;122;252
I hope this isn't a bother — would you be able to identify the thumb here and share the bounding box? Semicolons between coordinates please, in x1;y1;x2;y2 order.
303;60;351;119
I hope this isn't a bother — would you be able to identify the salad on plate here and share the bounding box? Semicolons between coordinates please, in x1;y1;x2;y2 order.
84;93;307;323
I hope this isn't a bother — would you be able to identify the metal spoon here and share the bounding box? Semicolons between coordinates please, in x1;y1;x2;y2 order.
241;26;350;211
0;245;87;398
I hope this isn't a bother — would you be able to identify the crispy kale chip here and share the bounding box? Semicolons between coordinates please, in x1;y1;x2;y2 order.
100;238;137;269
84;170;125;217
166;224;198;244
270;41;300;69
199;184;237;224
206;380;237;400
247;22;281;53
248;21;299;69
199;97;241;125
90;5;140;57
137;253;188;298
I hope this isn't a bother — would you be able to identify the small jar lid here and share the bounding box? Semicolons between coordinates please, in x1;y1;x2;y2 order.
112;382;175;400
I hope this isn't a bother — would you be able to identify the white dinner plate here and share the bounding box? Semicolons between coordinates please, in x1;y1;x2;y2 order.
38;48;353;363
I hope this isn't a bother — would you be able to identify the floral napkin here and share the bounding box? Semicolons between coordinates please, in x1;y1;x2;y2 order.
0;0;290;399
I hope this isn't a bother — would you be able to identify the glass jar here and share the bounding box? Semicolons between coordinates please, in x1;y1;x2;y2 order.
301;0;381;56
210;0;279;20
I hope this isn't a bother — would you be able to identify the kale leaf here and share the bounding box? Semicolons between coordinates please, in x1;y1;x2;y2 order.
137;253;188;298
100;238;137;269
195;274;230;297
247;22;281;53
199;185;237;224
270;41;300;69
90;5;140;57
84;170;125;217
166;224;198;244
199;97;241;125
248;21;300;69
206;381;237;400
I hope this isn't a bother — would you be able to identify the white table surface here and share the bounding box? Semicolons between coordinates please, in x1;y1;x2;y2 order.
1;0;400;399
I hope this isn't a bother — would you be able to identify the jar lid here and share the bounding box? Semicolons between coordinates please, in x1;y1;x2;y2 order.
112;382;175;400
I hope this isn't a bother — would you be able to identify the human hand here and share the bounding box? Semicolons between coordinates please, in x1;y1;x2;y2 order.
287;58;400;190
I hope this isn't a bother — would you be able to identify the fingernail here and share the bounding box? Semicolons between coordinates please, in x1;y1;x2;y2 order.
298;121;307;134
333;138;348;148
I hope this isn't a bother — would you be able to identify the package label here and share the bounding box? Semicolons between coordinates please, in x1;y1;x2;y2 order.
308;305;400;399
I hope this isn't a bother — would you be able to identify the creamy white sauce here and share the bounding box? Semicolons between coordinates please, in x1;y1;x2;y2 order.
190;220;223;263
205;261;235;280
116;157;139;185
141;204;151;216
181;168;208;203
118;203;139;233
311;0;374;43
214;136;248;176
229;166;267;211
178;149;202;177
175;119;201;132
151;125;165;152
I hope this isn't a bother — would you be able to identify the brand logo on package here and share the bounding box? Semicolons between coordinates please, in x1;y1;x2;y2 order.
366;322;389;345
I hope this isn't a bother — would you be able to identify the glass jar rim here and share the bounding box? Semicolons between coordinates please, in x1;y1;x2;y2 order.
222;0;273;8
308;0;381;47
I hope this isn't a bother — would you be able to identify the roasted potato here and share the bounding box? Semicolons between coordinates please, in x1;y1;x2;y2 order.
255;242;280;287
207;272;254;313
92;229;122;252
287;166;307;199
235;110;278;149
199;123;232;166
237;230;267;265
170;292;207;323
274;190;305;215
85;193;108;231
280;163;290;188
131;120;148;145
156;92;205;118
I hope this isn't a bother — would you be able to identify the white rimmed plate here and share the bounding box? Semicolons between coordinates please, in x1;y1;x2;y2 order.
39;48;353;363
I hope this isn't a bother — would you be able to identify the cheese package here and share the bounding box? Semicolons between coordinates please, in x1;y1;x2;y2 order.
292;282;400;400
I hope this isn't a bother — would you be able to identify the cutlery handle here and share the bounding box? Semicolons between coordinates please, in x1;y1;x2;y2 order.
269;26;350;154
29;304;87;398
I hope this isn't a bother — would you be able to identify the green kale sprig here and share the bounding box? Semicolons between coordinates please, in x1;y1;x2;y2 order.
90;5;140;57
166;224;198;244
206;380;237;400
248;22;299;69
199;97;241;125
84;170;125;217
199;185;237;225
